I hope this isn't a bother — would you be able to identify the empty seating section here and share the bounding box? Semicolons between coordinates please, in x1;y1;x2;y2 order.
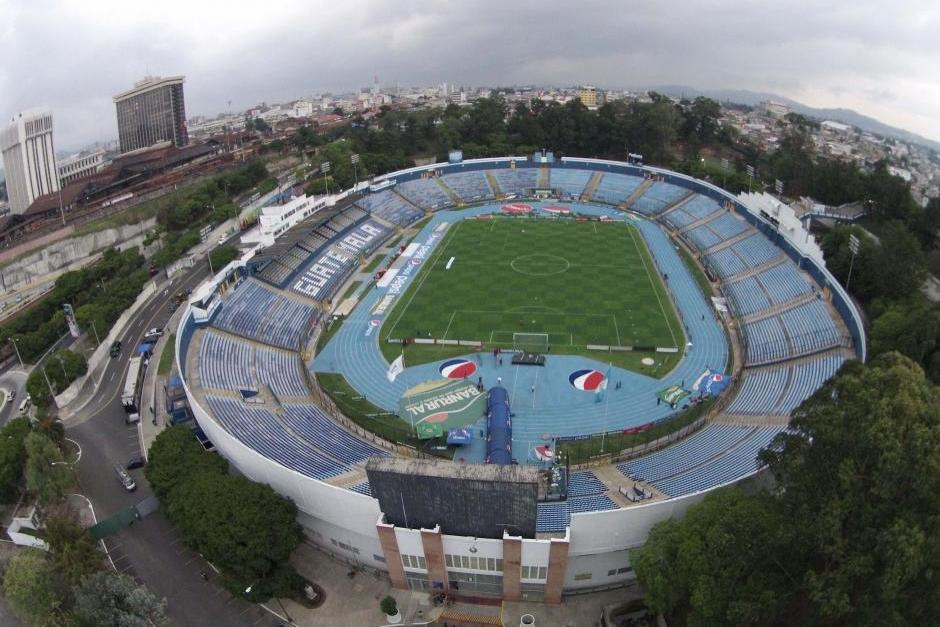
206;396;347;480
653;427;783;497
493;168;537;196
686;223;724;250
779;299;841;356
706;233;780;278
344;205;367;222
566;471;606;497
440;171;494;202
725;277;772;316
705;213;749;241
256;346;307;397
731;233;779;266
212;279;315;349
728;354;844;415
536;502;569;533
396;178;454;210
257;260;293;285
568;495;617;513
665;195;721;229
617;423;753;482
355;190;423;226
282;404;389;464
591;173;643;205
535;495;618;533
551;169;591;198
631;181;687;214
726;368;790;414
744;316;790;364
348;482;372;496
757;262;813;303
199;331;253;390
198;331;307;397
775;355;844;413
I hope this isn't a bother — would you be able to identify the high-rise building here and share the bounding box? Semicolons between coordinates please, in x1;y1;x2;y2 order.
0;108;60;214
113;75;188;154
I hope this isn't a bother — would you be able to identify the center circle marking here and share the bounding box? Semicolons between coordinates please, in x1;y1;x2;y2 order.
510;254;571;276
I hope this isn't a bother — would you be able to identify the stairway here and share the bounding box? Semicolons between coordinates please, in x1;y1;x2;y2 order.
433;177;462;205
485;171;502;198
620;178;654;210
580;172;603;202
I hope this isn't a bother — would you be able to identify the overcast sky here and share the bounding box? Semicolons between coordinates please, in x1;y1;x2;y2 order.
1;0;938;151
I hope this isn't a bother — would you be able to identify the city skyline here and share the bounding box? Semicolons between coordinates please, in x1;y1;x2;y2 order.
1;0;937;150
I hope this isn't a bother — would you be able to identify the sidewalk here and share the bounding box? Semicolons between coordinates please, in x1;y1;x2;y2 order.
138;303;189;457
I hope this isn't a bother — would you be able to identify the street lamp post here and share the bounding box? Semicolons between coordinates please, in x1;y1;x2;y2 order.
245;584;293;625
350;153;360;190
89;320;101;346
9;337;24;368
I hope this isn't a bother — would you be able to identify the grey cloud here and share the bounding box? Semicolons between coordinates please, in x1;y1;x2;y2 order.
1;0;938;150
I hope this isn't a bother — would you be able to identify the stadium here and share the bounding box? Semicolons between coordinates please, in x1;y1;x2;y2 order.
174;153;865;603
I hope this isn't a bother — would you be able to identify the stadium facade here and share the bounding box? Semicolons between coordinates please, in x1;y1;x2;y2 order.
175;155;865;603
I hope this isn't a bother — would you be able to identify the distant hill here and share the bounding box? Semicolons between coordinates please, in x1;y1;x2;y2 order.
643;85;940;153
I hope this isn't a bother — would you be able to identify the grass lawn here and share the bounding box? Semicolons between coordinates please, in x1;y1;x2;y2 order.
380;217;684;373
157;333;176;375
341;281;362;301
364;254;385;273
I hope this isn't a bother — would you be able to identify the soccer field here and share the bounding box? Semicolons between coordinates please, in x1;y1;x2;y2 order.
381;217;684;370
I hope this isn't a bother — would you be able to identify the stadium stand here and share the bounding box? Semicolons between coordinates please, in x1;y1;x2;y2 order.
617;423;754;482
355;190;424;226
440;171;495;203
493;168;537;196
551;169;592;199
290;220;392;302
348;481;372;496
396;178;455;210
211;279;316;350
282;404;390;464
590;173;643;205
630;181;688;214
725;276;773;316
727;353;845;415
743;316;791;364
652;427;783;497
206;396;348;480
199;331;253;390
566;471;607;497
779;299;842;356
256;346;308;397
663;195;721;229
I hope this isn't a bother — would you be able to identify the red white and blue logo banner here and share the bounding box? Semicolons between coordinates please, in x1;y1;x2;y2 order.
439;358;477;379
568;369;606;391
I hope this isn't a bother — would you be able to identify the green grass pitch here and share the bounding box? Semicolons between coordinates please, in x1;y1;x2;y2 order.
381;217;685;371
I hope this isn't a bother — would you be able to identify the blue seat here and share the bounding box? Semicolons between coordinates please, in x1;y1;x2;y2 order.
591;173;643;205
396;178;454;210
440;171;495;203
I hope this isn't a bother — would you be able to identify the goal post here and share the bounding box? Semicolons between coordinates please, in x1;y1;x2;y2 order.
513;332;549;353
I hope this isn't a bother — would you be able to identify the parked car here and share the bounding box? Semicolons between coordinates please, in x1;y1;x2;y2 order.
144;327;163;339
6;389;14;401
126;456;146;470
114;464;136;491
109;340;122;358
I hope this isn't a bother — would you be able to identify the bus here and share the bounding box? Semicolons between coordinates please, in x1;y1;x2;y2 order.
121;356;145;423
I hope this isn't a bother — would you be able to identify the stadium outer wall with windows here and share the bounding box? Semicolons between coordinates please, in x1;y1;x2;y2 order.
175;155;866;602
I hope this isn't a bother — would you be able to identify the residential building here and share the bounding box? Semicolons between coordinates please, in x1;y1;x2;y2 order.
57;150;105;185
0;108;60;214
114;75;188;154
578;85;604;109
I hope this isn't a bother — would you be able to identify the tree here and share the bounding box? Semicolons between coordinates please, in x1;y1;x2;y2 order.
23;431;73;507
0;417;31;502
72;571;167;627
632;489;799;627
2;549;67;626
762;353;940;625
145;425;227;500
45;516;104;587
209;245;238;271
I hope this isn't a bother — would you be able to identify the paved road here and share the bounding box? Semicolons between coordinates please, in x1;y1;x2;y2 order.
0;370;27;426
64;262;275;627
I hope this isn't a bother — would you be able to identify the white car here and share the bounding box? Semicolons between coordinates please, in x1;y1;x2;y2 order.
145;327;163;338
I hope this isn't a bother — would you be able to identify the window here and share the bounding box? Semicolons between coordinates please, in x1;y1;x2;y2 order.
608;569;617;577
520;566;548;580
445;554;504;573
617;567;633;574
574;573;593;581
400;554;426;570
373;554;386;563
